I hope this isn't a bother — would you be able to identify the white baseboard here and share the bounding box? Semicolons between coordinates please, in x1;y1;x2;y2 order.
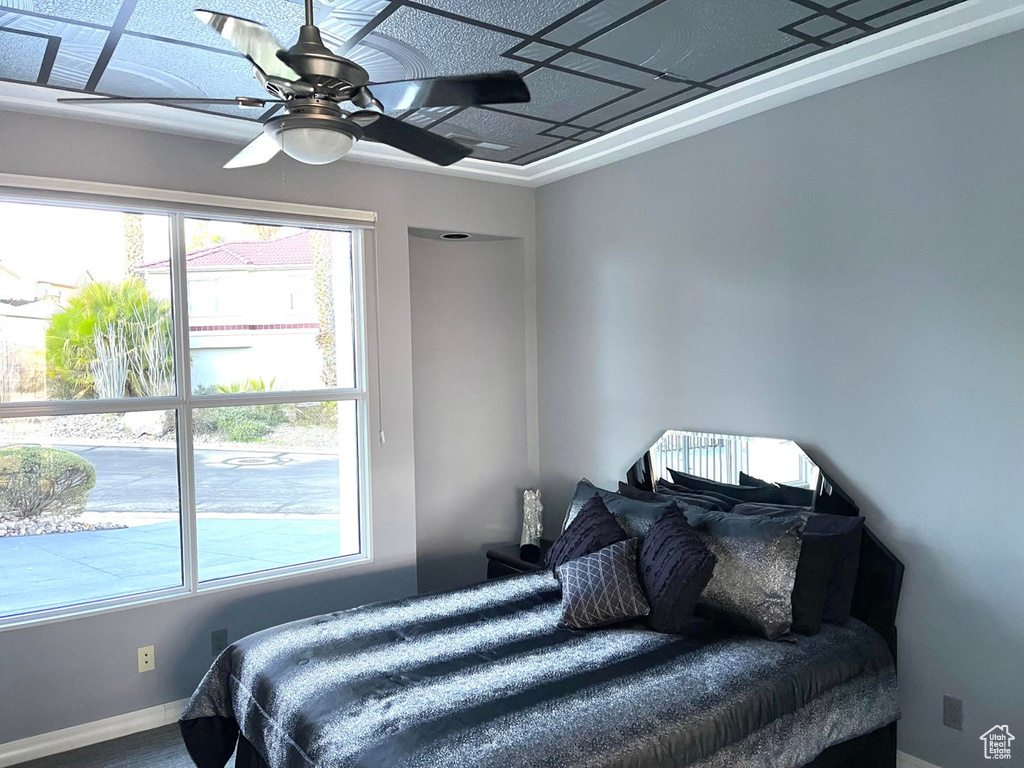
0;705;944;768
0;698;189;768
898;750;944;768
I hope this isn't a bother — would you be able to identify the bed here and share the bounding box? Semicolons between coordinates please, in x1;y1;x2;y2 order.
180;432;904;768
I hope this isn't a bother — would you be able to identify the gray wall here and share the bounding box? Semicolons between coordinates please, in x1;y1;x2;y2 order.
0;110;536;743
410;235;531;592
535;32;1024;768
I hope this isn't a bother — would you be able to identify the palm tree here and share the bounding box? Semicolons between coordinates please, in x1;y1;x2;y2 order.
46;279;172;399
122;213;145;277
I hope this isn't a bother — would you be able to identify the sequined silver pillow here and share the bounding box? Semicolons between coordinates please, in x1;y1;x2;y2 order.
556;538;650;630
686;510;805;640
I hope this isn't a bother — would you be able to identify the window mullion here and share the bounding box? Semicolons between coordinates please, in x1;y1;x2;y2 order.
169;211;199;594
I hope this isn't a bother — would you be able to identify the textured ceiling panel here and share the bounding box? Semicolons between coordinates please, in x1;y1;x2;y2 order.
0;11;107;88
409;0;592;36
372;6;528;77
0;27;48;82
583;0;808;83
11;0;124;26
497;66;632;124
542;0;652;46
553;50;683;90
0;0;971;164
99;35;266;100
426;108;557;162
127;0;313;50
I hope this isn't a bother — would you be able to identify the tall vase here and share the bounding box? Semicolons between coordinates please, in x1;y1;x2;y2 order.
520;489;543;563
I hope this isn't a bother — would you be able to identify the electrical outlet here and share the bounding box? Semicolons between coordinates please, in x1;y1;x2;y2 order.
943;695;963;731
211;628;228;656
137;645;155;673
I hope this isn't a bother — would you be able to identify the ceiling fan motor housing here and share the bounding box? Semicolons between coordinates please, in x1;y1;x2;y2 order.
281;25;370;92
263;99;365;143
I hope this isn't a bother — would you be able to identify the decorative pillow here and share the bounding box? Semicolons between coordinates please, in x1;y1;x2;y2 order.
666;468;794;506
561;479;683;540
738;471;815;506
685;509;804;639
731;502;864;625
619;481;727;512
557;538;650;630
546;495;627;574
639;509;717;634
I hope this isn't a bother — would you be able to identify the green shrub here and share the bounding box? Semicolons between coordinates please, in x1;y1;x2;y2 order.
215;377;275;394
46;279;172;399
0;447;96;520
287;400;337;427
217;411;272;442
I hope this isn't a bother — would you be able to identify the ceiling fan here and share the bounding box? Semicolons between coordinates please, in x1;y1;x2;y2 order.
58;0;530;168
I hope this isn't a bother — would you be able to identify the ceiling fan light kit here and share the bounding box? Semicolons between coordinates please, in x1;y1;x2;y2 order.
263;99;362;165
56;1;530;170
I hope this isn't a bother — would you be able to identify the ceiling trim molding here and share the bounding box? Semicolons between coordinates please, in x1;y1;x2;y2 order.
1;0;1022;189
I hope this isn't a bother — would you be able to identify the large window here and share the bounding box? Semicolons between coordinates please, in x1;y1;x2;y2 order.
0;196;369;624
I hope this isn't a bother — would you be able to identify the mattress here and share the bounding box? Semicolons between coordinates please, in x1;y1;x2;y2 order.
180;571;899;768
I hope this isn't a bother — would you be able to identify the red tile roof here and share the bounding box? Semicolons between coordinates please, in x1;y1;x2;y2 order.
140;231;326;270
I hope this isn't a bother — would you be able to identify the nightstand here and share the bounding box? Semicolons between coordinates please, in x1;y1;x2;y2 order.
486;540;554;579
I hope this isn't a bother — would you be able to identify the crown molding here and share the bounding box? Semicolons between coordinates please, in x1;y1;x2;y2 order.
2;0;1022;189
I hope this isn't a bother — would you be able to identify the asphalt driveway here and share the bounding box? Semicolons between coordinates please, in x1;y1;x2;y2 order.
62;444;343;515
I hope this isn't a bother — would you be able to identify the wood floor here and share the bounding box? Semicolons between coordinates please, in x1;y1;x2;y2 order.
14;725;230;768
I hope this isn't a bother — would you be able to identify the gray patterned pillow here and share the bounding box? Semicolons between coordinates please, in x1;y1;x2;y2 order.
685;509;805;640
556;538;650;630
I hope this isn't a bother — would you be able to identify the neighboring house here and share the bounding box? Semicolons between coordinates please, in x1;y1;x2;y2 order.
0;263;68;400
138;231;334;390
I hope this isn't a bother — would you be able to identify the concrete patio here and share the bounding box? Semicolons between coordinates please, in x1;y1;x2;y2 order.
0;517;346;617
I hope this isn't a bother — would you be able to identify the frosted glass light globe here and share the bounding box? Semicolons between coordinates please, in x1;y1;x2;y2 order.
276;126;354;165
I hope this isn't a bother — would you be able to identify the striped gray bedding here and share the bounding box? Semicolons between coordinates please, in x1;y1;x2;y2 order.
179;571;899;768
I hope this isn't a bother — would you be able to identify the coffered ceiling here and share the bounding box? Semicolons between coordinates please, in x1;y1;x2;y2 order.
0;0;973;167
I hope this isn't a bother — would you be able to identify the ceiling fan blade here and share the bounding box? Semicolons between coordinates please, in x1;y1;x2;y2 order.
194;9;300;81
353;112;472;166
224;132;280;169
368;71;530;112
57;96;274;107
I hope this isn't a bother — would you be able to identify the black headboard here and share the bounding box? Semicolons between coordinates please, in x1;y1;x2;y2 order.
624;438;904;660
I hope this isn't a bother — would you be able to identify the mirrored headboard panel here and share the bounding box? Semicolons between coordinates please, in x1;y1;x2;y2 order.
647;430;820;492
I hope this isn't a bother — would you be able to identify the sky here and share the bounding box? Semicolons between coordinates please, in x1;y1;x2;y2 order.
0;201;170;291
0;201;309;300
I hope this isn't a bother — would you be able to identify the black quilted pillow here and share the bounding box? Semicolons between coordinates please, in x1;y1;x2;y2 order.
557;538;650;630
546;495;627;574
639;509;717;634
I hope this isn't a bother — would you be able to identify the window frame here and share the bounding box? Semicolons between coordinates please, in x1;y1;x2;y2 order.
0;177;377;631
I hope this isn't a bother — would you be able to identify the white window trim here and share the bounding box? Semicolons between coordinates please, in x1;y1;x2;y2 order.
0;180;377;632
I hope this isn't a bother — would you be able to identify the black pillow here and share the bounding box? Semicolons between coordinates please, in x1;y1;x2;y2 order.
619;481;727;512
639;509;717;634
738;471;815;507
561;479;684;540
666;468;794;506
789;531;840;635
684;509;805;639
657;479;740;511
557;538;651;630
546;495;627;574
731;502;864;626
